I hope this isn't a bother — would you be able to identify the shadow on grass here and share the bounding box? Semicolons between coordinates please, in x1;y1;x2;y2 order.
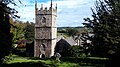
0;61;49;67
0;55;109;67
28;56;55;61
60;57;108;67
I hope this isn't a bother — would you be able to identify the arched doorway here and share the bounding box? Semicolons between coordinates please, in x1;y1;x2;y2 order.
39;54;45;58
40;44;46;58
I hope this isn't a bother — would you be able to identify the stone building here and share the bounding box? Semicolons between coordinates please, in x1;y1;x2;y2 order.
34;1;57;58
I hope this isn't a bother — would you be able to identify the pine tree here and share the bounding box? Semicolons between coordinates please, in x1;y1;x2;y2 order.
83;0;120;57
0;0;20;63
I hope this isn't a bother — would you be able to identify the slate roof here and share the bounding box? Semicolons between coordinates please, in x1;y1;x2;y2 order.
65;37;77;46
57;35;65;42
57;36;77;46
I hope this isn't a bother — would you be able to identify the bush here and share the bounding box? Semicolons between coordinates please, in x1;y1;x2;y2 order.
1;53;13;63
66;45;86;57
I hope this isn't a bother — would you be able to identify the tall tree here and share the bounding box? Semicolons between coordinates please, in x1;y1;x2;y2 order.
83;0;120;57
24;21;35;41
0;0;20;63
11;20;26;43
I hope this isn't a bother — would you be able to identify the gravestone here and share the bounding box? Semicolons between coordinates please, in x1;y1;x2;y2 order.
55;53;61;62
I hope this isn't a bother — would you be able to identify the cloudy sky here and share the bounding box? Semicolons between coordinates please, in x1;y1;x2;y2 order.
12;0;96;27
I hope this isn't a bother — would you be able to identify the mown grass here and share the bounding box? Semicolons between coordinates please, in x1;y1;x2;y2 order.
0;55;108;67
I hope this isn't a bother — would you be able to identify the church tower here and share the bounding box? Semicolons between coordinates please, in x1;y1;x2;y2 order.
34;0;57;58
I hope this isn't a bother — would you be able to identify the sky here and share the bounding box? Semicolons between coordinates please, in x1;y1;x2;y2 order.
11;0;96;27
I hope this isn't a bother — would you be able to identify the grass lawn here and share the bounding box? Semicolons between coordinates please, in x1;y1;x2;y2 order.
0;55;108;67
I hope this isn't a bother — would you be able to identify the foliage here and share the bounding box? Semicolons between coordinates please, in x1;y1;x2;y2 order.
11;20;26;43
80;33;94;56
57;27;88;37
83;0;120;57
0;0;21;63
66;45;86;57
24;21;35;41
66;28;78;36
1;53;13;63
10;21;34;57
10;20;35;43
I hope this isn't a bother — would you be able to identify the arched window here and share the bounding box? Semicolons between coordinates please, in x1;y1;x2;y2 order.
42;17;46;23
40;44;46;51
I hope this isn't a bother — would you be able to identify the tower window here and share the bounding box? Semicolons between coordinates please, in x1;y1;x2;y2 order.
42;17;46;23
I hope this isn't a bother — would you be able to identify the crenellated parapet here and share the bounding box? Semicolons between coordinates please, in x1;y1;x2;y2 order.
35;3;57;16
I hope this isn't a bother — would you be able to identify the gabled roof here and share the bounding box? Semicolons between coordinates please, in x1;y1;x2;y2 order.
57;35;77;46
16;40;28;44
65;37;77;46
57;35;65;42
56;39;71;47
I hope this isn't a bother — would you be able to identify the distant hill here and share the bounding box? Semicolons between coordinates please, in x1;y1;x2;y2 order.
57;26;84;31
57;26;87;37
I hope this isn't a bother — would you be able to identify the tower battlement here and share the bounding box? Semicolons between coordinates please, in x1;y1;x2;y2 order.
35;2;57;15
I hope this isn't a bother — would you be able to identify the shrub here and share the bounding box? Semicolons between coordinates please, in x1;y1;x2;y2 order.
1;53;13;63
66;45;86;57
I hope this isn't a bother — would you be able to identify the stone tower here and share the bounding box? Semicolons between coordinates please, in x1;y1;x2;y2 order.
34;0;57;58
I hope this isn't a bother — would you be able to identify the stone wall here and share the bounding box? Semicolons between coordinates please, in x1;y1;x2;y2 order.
34;2;57;58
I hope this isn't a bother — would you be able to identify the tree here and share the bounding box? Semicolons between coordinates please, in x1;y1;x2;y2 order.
0;0;20;63
66;28;79;36
66;45;85;57
83;0;120;58
24;21;35;41
11;20;26;43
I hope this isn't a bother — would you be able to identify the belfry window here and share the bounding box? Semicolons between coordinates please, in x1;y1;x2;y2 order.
42;17;46;23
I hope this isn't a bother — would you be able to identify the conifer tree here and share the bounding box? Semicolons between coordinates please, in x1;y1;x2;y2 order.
0;0;20;63
83;0;120;57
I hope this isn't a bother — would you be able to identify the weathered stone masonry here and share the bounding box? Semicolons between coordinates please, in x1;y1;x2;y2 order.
34;1;57;58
